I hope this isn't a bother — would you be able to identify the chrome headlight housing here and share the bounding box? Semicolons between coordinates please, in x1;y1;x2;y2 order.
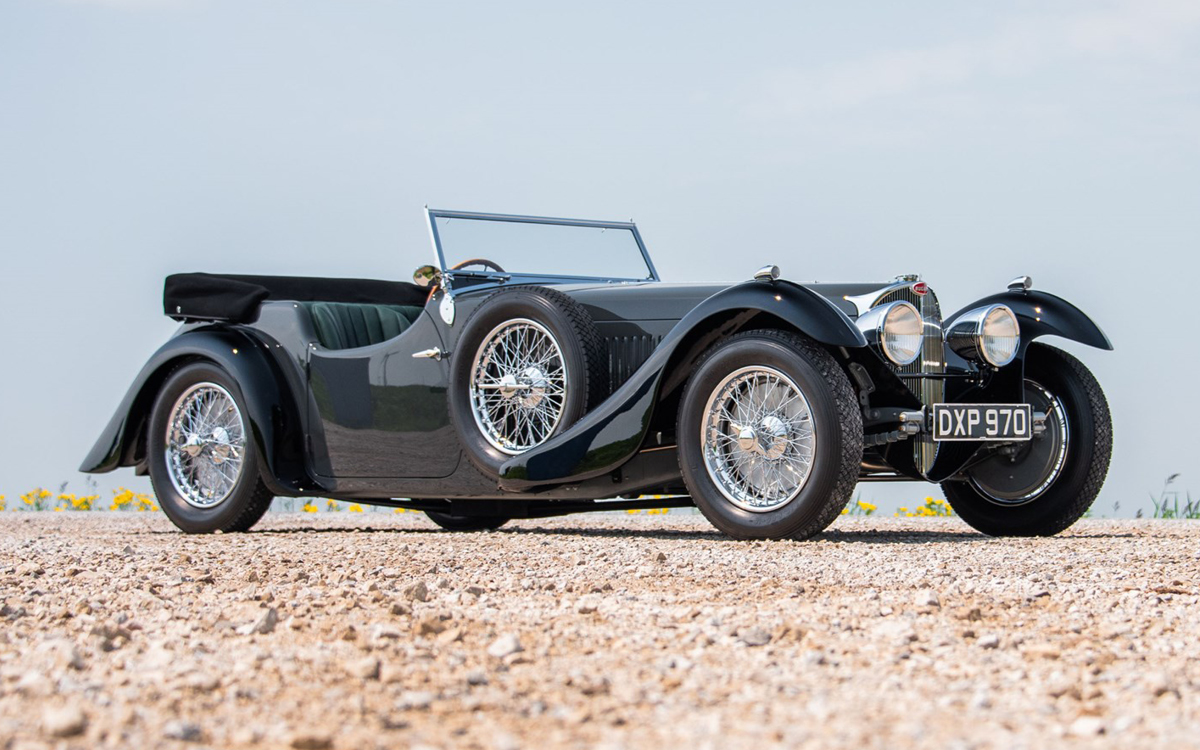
945;304;1020;367
856;301;922;366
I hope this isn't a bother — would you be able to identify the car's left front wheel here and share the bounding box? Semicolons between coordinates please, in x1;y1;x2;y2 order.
677;330;862;540
147;361;274;533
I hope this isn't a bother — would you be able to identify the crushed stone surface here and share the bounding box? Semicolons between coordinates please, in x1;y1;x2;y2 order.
0;512;1197;749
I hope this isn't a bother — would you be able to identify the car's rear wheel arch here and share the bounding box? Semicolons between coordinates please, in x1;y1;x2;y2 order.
125;333;307;495
126;354;214;470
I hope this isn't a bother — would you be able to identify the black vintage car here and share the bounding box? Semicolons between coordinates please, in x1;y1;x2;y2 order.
83;209;1112;539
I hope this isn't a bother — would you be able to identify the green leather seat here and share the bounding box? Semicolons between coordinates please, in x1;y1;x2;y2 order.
302;302;425;350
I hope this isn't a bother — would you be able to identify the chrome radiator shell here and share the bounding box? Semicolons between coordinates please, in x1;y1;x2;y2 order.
859;283;946;476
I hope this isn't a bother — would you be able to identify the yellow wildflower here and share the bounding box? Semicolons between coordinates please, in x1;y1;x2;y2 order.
111;488;135;511
349;504;363;513
57;493;98;511
302;501;318;513
20;488;51;511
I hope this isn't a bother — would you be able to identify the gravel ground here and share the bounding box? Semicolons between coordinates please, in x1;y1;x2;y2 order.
0;512;1197;750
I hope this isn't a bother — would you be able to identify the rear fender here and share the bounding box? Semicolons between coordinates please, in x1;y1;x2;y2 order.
948;290;1112;352
498;280;865;489
79;328;310;495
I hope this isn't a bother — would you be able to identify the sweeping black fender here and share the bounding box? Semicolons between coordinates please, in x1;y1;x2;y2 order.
79;327;309;495
498;280;866;490
947;289;1112;352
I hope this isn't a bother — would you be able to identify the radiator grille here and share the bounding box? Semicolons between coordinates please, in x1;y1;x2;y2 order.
605;335;661;396
874;286;944;475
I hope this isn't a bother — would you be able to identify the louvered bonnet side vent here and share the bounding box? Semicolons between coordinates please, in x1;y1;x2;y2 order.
604;335;662;397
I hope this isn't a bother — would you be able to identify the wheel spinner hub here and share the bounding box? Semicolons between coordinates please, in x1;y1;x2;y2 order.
735;415;789;459
165;383;246;509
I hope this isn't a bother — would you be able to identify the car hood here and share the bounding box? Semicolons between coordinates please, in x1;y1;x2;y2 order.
558;280;890;321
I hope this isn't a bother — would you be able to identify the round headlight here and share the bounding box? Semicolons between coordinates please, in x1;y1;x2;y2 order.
878;302;922;365
980;305;1019;366
945;304;1020;367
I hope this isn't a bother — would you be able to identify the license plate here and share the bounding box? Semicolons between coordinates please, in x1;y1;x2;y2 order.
932;403;1032;442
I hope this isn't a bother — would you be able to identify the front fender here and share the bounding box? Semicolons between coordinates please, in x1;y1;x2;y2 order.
498;280;865;490
948;289;1113;351
80;327;309;495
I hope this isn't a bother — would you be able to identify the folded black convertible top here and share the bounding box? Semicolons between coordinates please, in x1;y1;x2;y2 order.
164;273;427;323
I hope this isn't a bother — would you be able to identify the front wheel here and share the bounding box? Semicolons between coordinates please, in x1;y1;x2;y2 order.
677;331;863;540
147;361;274;533
941;343;1112;536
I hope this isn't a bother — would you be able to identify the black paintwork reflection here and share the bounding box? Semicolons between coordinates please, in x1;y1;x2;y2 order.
307;311;459;479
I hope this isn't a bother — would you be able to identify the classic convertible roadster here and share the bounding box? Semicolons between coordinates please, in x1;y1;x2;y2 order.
83;209;1112;539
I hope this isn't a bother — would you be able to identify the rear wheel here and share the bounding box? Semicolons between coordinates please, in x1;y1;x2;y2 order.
941;343;1111;536
677;331;862;540
147;362;274;533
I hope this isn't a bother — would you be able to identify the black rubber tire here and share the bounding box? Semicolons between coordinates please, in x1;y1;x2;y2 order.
424;510;509;532
941;343;1112;537
447;286;608;477
147;361;275;534
677;330;863;540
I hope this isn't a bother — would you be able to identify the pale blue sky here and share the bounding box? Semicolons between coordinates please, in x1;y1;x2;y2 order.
2;0;1197;515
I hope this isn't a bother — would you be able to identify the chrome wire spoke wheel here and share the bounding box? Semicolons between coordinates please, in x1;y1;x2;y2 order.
701;365;817;512
164;382;247;508
469;318;568;455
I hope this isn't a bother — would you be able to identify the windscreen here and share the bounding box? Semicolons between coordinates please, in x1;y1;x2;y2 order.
433;215;654;281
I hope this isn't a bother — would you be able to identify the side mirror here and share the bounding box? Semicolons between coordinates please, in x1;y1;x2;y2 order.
413;265;441;288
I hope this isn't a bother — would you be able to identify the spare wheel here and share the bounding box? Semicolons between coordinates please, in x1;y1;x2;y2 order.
447;286;608;477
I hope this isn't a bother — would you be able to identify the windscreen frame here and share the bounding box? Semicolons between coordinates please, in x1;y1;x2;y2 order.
424;208;660;284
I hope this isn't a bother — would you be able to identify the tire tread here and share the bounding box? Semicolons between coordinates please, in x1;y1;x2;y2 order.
220;480;275;533
505;285;609;408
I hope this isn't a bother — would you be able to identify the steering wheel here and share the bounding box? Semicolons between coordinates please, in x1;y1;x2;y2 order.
426;258;508;304
451;258;506;273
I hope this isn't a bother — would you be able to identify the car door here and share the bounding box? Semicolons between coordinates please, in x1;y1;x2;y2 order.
305;308;459;478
